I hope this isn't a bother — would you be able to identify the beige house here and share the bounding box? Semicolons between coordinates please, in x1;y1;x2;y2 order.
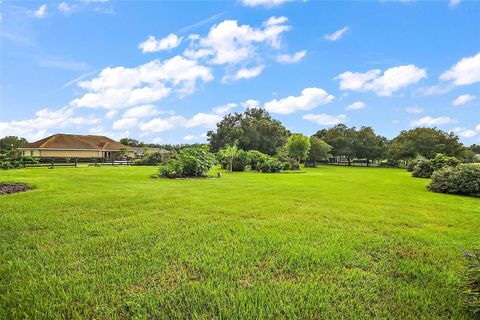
18;134;134;159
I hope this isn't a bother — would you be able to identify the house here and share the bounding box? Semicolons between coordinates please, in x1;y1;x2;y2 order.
129;146;169;158
18;134;134;159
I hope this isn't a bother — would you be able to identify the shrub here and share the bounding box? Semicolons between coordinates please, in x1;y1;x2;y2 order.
247;150;268;171
232;149;251;172
430;153;460;170
158;147;216;178
136;151;173;166
462;250;480;317
411;159;435;178
428;164;480;197
0;155;39;170
407;156;425;172
261;158;284;173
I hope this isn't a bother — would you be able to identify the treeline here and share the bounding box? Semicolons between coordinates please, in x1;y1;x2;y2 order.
119;138;206;151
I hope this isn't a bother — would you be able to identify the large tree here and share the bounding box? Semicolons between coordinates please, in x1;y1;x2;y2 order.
285;134;310;169
0;136;28;154
388;127;464;160
313;124;356;165
353;126;388;165
207;108;289;155
307;137;332;167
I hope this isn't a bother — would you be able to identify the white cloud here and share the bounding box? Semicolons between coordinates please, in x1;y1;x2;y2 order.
242;99;260;109
139;34;183;53
345;101;365;110
32;4;47;18
112;117;138;130
476;124;480;131
336;64;427;96
405;106;424;114
71;56;213;109
303;113;347;126
449;0;461;7
410;116;454;127
240;0;293;8
452;94;476;106
123;104;161;118
140;116;185;133
212;103;238;114
440;52;480;86
184;16;290;65
105;110;117;119
264;87;334;114
184;113;222;128
58;2;74;15
225;65;265;81
183;135;197;141
453;127;477;138
276;50;306;63
324;27;349;41
0;107;100;141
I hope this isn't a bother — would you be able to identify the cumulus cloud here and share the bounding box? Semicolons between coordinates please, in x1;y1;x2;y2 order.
139;34;183;53
242;99;260;109
31;4;47;18
184;16;290;65
224;65;265;81
183;135;197;141
240;0;293;8
276;50;306;63
112;117;138;130
452;94;476;106
123;105;161;118
410;116;454;127
58;2;74;15
453;127;477;138
440;52;480;86
336;64;427;96
324;27;349;41
303;113;347;126
264;87;334;114
449;0;461;7
0;107;100;141
345;101;365;110
71;56;213;109
405;106;424;114
212;103;238;114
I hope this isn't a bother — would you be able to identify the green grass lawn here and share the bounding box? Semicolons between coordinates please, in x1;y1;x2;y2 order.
1;165;479;319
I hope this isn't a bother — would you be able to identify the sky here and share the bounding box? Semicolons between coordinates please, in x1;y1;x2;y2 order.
0;0;479;145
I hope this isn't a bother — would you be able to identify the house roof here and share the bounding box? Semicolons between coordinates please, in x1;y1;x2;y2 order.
20;134;128;151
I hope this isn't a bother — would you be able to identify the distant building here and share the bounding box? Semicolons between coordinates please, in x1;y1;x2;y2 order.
18;134;134;159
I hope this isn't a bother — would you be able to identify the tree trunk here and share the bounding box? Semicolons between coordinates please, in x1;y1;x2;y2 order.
347;157;351;166
366;158;369;167
229;156;233;173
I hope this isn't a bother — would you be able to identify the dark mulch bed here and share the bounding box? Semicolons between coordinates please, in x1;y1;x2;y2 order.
0;183;31;195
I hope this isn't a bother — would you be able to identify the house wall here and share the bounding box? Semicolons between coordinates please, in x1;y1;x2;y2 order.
37;150;102;158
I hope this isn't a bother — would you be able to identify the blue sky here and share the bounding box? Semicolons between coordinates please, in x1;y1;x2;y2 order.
1;0;479;145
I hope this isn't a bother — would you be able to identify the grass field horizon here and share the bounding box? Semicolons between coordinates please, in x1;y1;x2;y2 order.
1;165;479;319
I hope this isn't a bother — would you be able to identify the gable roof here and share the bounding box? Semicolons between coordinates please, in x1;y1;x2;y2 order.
20;134;127;151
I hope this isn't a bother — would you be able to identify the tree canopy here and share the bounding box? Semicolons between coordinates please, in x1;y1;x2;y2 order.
0;136;28;153
387;127;464;160
207;108;290;155
308;137;332;164
285;134;310;167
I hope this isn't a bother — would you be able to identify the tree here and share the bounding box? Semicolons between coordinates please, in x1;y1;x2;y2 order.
120;138;144;147
285;134;310;169
313;124;356;165
388;127;464;161
0;136;27;154
223;144;238;173
353;126;387;166
207;108;289;155
307;137;332;167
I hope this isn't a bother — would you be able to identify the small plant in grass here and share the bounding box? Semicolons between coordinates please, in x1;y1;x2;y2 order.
428;164;480;197
261;158;284;173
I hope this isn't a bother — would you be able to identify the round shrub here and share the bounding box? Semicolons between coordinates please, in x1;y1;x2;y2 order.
430;153;460;170
261;158;283;173
232;149;251;172
407;156;425;172
411;159;434;178
428;164;480;197
247;150;268;171
135;151;173;166
158;147;216;178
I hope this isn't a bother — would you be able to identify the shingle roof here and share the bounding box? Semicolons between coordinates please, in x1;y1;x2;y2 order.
21;134;127;151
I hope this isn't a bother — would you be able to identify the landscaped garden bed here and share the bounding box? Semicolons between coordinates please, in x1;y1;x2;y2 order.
0;183;30;195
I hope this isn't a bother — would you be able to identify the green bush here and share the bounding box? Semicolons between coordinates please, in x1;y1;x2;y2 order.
462;250;480;317
247;150;268;171
232;149;251;172
411;159;435;178
430;153;460;170
158;147;216;178
428;164;480;197
0;155;39;170
407;156;425;172
135;151;173;166
261;158;284;173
